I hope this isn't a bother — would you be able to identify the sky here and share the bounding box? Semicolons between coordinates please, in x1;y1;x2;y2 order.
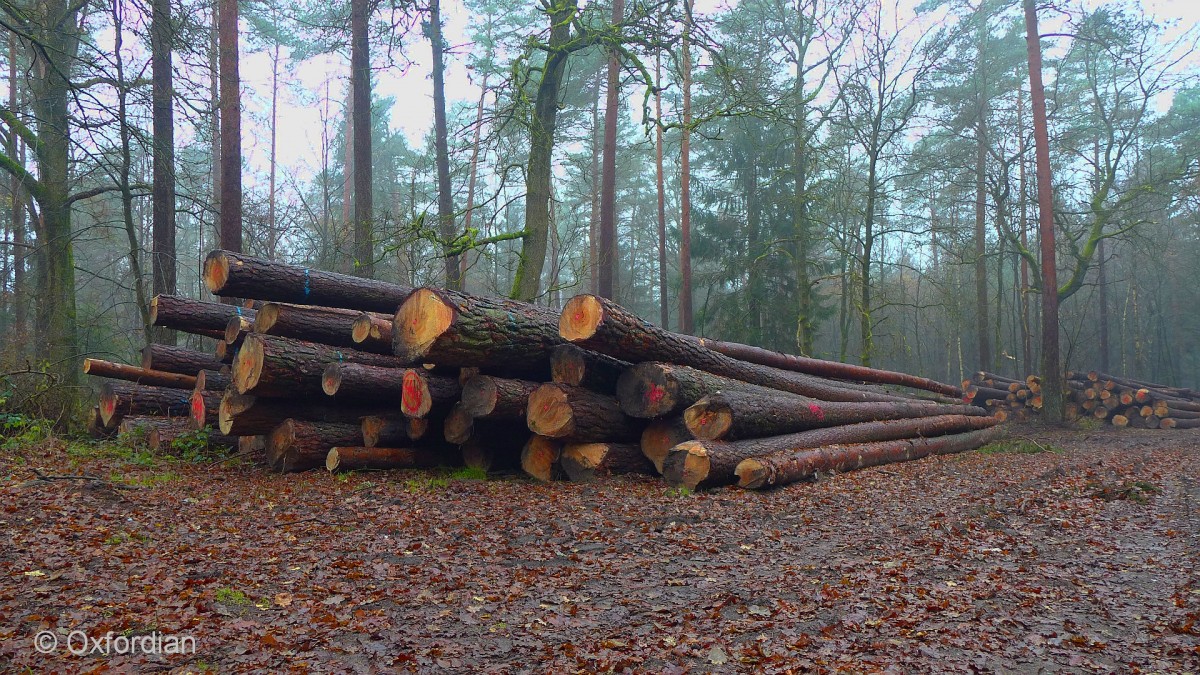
237;0;1199;189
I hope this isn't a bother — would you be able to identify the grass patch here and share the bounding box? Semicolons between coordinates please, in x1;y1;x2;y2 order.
448;466;488;481
215;587;252;606
666;486;693;498
1089;479;1161;504
403;475;450;492
977;439;1063;455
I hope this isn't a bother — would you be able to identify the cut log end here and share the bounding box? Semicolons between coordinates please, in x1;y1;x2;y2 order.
682;400;732;441
615;363;680;418
443;404;475;445
254;303;281;333
559;295;603;342
526;384;573;438
401;369;431;418
521;436;562;482
735;459;769;489
560;443;606;482
460;376;498;417
321;363;341;397
351;313;375;344
662;441;709;491
640;420;690;474
393;288;454;361
232;335;265;394
326;448;342;472
203;251;232;294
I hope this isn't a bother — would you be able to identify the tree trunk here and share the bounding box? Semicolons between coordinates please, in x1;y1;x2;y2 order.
654;52;669;329
204;250;412;311
84;359;197;390
151;0;177;344
266;419;361;472
267;38;280;257
232;333;407;397
218;390;389;436
563;295;912;403
142;344;224;375
6;33;25;339
616;361;794;419
974;110;991;370
393;287;560;374
460;375;541;419
663;413;1002;490
151;294;253;337
218;0;242;254
736;426;1004;489
361;415;429;447
99;381;195;428
351;311;393;353
350;0;373;277
550;344;629;394
526;382;643;442
597;0;624;299
678;0;694;333
255;302;386;350
428;0;458;288
561;442;655;482
321;362;406;400
327;446;451;472
511;0;577;301
1024;0;1062;422
683;390;987;441
460;74;488;289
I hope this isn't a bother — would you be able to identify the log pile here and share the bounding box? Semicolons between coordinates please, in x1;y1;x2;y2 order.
83;250;1004;487
962;372;1042;421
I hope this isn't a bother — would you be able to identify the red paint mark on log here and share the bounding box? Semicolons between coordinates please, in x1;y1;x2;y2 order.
191;396;203;419
647;384;666;404
808;403;825;421
401;373;422;413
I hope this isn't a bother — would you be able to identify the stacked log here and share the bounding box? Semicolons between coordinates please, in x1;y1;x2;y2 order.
85;254;1000;486
962;372;1041;421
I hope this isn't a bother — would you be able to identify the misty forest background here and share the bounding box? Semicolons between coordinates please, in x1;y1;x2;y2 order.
1;0;1198;422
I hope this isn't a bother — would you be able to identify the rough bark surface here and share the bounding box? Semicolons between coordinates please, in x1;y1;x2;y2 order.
562;295;909;403
322;362;406;401
233;333;407;397
460;375;541;419
151;294;253;337
663;414;1003;490
736;427;1005;489
99;382;195;427
526;383;643;442
550;344;629;394
616;362;798;419
685;390;988;441
265;419;362;473
142;344;224;376
256;302;382;350
327;446;451;472
204;250;412;312
219;390;388;436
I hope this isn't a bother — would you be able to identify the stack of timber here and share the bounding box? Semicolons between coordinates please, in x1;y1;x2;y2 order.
1066;371;1200;429
962;372;1041;421
85;250;1004;486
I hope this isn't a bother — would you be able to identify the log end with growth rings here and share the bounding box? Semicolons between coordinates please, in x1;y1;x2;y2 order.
683;399;732;440
148;296;161;325
232;334;265;394
559;295;604;342
734;458;769;489
326;448;343;472
321;363;342;397
662;440;710;491
393;288;455;362
526;384;573;438
218;391;253;435
560;443;605;482
460;376;497;417
203;250;233;294
254;303;282;333
401;370;431;418
521;436;562;482
351;313;378;344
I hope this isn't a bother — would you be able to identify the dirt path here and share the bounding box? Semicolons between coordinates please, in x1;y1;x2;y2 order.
2;426;1198;673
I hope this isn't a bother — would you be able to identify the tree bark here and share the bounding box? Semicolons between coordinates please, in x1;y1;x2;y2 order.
564;295;912;404
351;0;374;277
684;390;988;441
654;51;669;329
429;0;459;288
351;311;394;353
218;0;242;254
393;287;561;374
255;302;386;350
151;293;254;337
617;362;792;419
550;344;629;394
219;390;388;436
151;0;177;344
460;375;541;419
327;446;451;472
597;0;624;299
321;362;406;400
99;382;196;428
1023;0;1062;422
459;75;488;288
678;0;693;333
663;413;1002;490
266;419;361;472
203;250;413;312
510;0;578;301
84;359;197;390
142;344;224;375
233;333;407;397
736;426;1004;489
526;382;643;442
561;442;655;482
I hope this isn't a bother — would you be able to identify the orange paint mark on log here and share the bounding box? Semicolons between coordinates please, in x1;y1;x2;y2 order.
647;384;665;404
807;403;824;421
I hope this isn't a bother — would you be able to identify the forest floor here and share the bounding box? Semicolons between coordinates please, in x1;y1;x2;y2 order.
1;425;1199;673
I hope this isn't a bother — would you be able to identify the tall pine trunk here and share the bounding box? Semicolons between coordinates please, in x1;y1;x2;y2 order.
218;0;242;255
351;0;374;277
8;33;25;339
654;52;668;329
460;75;488;289
429;0;456;287
597;0;624;299
678;0;694;333
151;0;177;344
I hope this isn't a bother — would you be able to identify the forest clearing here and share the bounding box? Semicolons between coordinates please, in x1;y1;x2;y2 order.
2;426;1198;672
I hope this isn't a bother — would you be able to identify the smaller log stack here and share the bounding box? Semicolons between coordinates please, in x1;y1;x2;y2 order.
85;250;1005;487
962;372;1041;421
